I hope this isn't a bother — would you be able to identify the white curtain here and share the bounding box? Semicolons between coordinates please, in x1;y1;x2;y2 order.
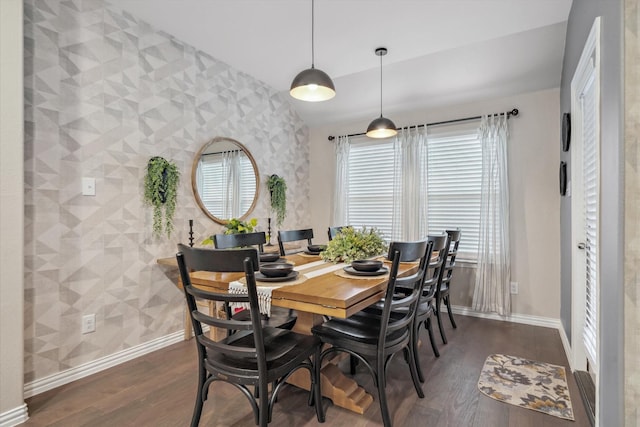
391;126;428;241
222;150;241;218
473;114;511;315
332;136;350;227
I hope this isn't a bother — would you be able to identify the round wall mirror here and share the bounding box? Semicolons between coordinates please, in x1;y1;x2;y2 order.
191;137;259;224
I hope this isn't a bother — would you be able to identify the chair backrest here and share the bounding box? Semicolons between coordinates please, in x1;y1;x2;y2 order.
441;229;462;290
277;228;314;256
176;249;268;374
377;240;432;357
327;226;346;241
213;231;266;253
177;243;259;273
423;234;451;300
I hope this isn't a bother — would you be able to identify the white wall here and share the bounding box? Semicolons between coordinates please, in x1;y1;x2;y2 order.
0;0;27;425
309;88;561;319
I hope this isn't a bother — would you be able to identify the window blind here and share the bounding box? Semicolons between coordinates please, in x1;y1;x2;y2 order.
427;125;482;259
346;138;395;240
345;123;483;258
581;71;598;370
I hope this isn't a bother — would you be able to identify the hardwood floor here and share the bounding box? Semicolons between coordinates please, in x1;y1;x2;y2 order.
21;316;589;426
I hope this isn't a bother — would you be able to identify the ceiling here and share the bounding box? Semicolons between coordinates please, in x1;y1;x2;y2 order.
108;0;572;127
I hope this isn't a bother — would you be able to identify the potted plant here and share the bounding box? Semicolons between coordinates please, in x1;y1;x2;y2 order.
321;226;388;264
201;218;258;245
267;174;287;227
144;156;180;238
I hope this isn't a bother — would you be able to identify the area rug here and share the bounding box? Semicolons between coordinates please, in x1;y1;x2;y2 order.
477;354;575;420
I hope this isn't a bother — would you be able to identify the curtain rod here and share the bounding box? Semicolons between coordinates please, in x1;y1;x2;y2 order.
327;108;519;141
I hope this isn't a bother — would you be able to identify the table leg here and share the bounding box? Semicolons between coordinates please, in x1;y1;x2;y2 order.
287;311;374;414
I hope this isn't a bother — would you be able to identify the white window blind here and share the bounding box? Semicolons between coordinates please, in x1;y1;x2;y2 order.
197;152;255;219
346;138;395;240
345;123;483;257
581;70;598;370
426;124;482;259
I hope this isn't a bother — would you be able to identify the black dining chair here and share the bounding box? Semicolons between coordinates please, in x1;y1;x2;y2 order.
433;228;462;344
311;240;431;427
327;226;347;241
354;235;445;383
177;244;297;331
213;231;266;252
277;228;314;256
176;249;324;427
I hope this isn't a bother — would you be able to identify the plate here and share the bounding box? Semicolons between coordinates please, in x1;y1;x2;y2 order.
304;251;322;256
255;271;299;282
343;266;389;276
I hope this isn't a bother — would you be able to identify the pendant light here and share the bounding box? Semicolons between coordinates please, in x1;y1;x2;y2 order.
290;0;335;102
366;47;397;138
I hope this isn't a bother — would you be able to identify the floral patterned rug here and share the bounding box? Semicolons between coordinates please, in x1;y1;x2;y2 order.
478;354;575;420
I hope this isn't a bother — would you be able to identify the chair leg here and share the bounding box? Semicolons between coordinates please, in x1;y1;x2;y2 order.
412;320;426;383
426;317;440;358
258;381;269;427
405;347;425;399
435;296;448;344
190;366;206;427
313;347;325;423
349;354;358;375
445;294;457;328
376;361;393;427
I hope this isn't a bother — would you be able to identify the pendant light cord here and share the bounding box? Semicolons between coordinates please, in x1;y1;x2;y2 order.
379;52;383;117
311;0;315;68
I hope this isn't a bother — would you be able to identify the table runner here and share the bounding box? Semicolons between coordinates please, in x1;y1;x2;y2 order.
228;261;345;315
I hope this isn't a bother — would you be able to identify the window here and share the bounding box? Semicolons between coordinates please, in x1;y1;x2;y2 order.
345;122;482;260
197;151;256;219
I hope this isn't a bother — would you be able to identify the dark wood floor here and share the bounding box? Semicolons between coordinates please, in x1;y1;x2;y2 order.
21;315;589;426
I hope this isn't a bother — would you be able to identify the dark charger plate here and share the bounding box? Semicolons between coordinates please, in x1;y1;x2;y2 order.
255;271;299;282
343;266;389;276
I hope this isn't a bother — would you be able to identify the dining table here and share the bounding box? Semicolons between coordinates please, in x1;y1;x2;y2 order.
181;251;419;415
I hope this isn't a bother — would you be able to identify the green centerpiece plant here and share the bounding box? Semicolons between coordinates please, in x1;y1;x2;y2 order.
201;218;257;245
321;226;388;264
143;156;179;238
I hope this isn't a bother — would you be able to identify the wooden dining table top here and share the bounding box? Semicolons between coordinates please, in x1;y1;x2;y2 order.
186;253;418;319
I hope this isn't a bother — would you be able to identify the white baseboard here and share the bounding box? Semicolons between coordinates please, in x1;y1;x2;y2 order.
450;304;562;329
0;404;28;427
450;305;574;365
24;330;184;398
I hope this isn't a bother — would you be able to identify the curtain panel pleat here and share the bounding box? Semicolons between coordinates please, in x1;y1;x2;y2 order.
472;114;511;315
332;136;350;227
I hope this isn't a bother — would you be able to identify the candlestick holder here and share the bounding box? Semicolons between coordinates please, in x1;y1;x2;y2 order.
265;217;273;246
188;219;194;247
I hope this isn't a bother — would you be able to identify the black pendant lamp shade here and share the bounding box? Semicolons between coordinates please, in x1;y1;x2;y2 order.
290;0;335;102
366;47;397;139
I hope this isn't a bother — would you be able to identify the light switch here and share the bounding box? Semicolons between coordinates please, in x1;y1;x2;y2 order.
82;177;96;196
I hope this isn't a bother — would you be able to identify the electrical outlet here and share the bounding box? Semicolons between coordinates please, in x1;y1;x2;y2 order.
82;314;96;334
510;281;519;295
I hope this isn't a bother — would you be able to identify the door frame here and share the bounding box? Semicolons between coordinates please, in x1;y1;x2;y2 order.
570;14;600;421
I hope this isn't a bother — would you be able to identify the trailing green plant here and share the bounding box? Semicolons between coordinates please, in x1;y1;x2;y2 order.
321;226;388;264
267;174;287;226
144;156;180;238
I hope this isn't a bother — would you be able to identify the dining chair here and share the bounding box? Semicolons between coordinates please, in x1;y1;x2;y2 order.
311;240;431;427
434;228;462;344
213;231;266;252
354;235;445;383
277;228;314;256
177;244;297;332
327;226;347;241
176;249;324;427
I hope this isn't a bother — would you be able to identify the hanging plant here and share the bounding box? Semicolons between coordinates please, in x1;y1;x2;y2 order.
267;174;287;227
144;156;180;238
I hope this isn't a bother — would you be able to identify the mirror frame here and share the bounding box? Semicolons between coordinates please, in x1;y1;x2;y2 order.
191;136;260;225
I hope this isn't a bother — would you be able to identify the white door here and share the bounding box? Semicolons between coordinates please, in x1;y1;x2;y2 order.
570;15;600;407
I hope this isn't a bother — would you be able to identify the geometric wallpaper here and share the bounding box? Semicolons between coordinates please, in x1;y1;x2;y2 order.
23;0;310;383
